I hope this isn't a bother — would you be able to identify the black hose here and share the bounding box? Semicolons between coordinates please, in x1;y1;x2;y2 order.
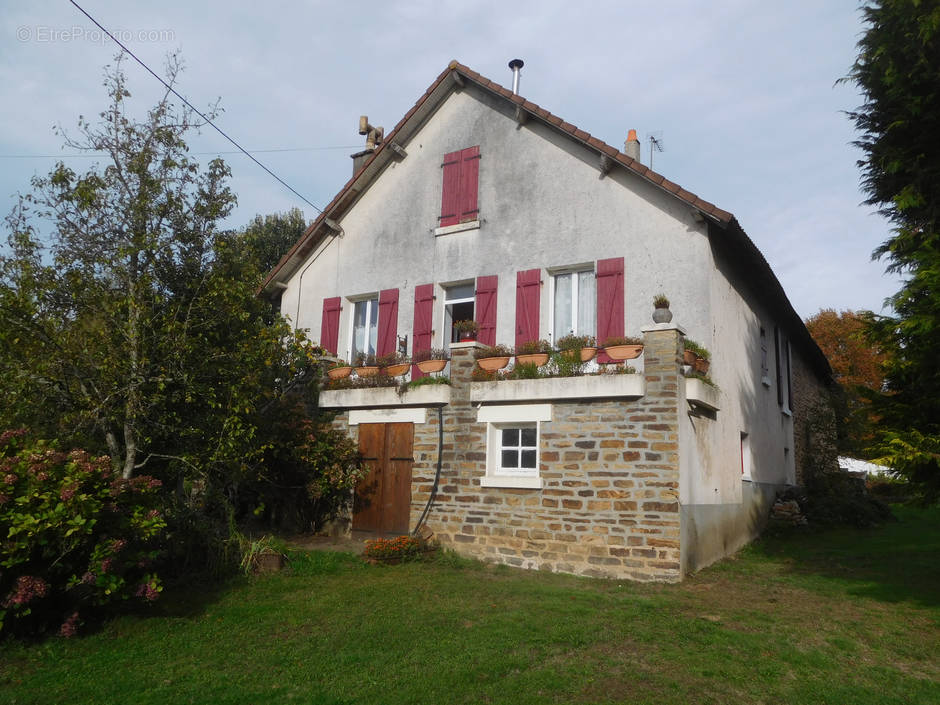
413;405;444;535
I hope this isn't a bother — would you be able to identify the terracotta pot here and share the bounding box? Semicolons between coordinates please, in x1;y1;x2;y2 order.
515;353;550;367
477;356;511;371
383;363;410;377
603;344;643;361
327;365;352;380
416;359;447;374
682;349;697;366
580;346;598;362
355;366;379;377
693;356;710;374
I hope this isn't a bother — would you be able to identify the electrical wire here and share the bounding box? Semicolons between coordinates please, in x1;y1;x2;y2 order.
0;146;361;159
68;0;324;213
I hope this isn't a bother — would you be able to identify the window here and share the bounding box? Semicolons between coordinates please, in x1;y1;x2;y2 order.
741;432;751;480
774;326;792;413
351;297;378;362
443;283;475;347
760;327;771;387
498;426;538;474
478;404;550;489
440;146;480;227
552;269;596;341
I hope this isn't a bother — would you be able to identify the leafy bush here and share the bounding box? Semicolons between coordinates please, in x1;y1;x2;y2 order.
683;339;710;360
412;347;449;363
555;334;595;353
601;336;643;347
516;339;552;355
474;344;514;360
0;430;166;637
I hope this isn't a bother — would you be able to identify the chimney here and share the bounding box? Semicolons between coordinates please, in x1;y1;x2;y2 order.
624;129;640;161
350;115;384;176
508;58;524;95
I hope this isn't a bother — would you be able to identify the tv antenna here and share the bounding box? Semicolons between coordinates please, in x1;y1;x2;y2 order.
647;132;664;170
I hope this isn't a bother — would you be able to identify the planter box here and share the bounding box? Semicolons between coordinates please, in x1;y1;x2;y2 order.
319;385;451;409
470;374;645;403
686;378;720;411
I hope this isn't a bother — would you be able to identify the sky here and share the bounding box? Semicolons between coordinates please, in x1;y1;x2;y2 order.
0;1;900;320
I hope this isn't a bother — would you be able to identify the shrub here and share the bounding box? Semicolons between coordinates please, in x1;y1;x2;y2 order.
653;294;670;308
683;339;710;360
412;347;448;363
516;339;552;355
474;344;514;360
601;336;643;347
0;430;167;638
555;334;595;353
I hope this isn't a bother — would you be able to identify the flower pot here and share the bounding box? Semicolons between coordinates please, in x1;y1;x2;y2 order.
515;353;550;367
603;344;643;361
682;349;697;366
253;550;284;574
327;365;352;380
693;356;710;374
580;346;598;362
383;363;410;377
477;356;511;372
459;331;476;342
416;359;447;374
355;366;379;377
652;306;673;324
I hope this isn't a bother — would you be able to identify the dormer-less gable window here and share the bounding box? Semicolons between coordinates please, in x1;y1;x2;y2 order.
440;146;480;227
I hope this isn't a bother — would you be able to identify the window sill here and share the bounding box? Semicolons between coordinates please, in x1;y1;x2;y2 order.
480;476;543;489
471;374;644;404
781;408;793;418
761;375;772;388
434;219;480;237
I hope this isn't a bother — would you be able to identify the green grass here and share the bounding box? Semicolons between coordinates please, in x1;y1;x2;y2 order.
2;505;938;704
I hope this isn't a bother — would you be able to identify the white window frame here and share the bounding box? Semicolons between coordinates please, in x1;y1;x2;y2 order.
548;264;596;344
441;281;475;351
348;295;378;363
477;404;551;489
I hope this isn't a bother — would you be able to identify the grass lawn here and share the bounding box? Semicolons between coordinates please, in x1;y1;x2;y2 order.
1;505;938;705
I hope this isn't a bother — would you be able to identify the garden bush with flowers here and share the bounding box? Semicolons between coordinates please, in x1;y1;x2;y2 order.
0;429;167;638
362;535;436;563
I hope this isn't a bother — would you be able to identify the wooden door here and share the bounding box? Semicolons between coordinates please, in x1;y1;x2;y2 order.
353;423;414;534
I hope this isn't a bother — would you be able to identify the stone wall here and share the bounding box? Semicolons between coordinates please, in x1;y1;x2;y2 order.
411;327;683;582
790;347;836;485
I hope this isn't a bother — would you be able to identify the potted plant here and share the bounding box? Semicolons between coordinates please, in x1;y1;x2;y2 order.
413;347;449;374
354;352;379;377
684;339;711;374
326;359;353;380
453;319;479;341
474;343;514;371
556;334;597;362
377;352;410;377
515;339;552;367
601;335;644;361
652;294;673;324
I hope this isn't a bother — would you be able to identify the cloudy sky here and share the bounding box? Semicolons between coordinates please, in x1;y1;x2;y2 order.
0;1;899;319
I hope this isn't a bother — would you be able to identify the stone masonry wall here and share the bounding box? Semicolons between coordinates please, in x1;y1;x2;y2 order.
790;348;836;486
411;327;684;582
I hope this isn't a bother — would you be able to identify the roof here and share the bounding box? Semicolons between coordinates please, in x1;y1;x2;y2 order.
261;61;831;380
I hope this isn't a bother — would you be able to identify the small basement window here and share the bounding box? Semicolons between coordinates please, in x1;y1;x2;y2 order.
478;404;550;489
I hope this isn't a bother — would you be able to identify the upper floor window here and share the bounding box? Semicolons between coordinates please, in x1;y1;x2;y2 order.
774;326;793;413
553;269;596;341
351;296;378;362
760;326;771;387
440;146;480;227
443;283;475;347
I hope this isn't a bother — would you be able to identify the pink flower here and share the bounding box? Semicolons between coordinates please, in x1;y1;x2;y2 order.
100;558;113;573
3;473;16;485
81;571;95;585
59;611;80;638
2;575;48;607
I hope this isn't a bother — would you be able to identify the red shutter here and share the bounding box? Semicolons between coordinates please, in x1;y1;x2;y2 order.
515;268;541;349
440;146;480;227
457;146;480;223
596;257;625;364
475;275;498;347
411;283;434;378
376;288;399;358
320;297;342;356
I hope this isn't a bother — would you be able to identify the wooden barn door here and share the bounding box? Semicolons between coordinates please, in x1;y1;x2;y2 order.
353;423;414;535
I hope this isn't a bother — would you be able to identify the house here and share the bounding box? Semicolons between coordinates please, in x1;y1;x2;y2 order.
261;60;833;581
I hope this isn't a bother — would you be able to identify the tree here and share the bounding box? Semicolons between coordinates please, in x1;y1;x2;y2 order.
805;309;887;458
845;1;940;501
0;54;318;491
241;208;308;275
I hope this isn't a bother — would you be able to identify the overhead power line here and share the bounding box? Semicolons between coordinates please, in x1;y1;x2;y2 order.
0;145;361;159
68;0;324;213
